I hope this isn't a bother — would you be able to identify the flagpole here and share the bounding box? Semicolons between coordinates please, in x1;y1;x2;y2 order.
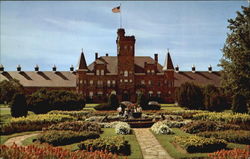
120;3;122;28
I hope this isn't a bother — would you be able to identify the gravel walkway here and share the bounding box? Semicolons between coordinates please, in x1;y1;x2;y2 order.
134;128;173;159
4;133;39;146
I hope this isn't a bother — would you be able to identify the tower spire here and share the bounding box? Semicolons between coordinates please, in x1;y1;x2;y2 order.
163;51;174;71
77;50;88;71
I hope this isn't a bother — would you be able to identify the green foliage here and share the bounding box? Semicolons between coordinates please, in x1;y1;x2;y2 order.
10;93;27;118
203;84;220;108
219;6;250;105
108;94;119;109
137;92;148;110
0;114;75;135
0;79;24;104
174;135;227;153
94;103;114;110
78;136;130;155
48;110;89;120
232;94;248;113
198;130;250;144
181;120;240;134
43;121;101;133
176;82;204;110
27;89;85;114
37;130;100;146
114;122;131;135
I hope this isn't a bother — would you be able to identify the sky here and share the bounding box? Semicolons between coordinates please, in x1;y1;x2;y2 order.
0;1;248;71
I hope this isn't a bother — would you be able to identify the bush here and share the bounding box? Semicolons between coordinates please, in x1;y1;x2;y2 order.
28;89;85;114
115;122;131;135
203;84;219;109
94;103;114;111
108;94;119;109
99;121;123;128
162;120;190;128
10;93;27;118
37;130;100;146
151;121;174;134
48;110;89;120
0;143;120;159
232;94;248;113
78;136;130;155
137;93;148;110
208;146;250;159
176;82;204;110
0;114;75;135
208;94;229;112
43;121;101;133
181;120;240;134
0;79;24;104
197;130;250;144
174;136;227;153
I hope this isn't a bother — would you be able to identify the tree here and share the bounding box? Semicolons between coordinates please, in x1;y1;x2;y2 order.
232;94;248;113
10;93;27;117
108;93;119;109
219;6;250;111
0;79;24;104
176;82;204;110
137;92;148;110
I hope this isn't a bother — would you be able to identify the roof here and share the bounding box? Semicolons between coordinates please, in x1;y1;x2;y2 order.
174;71;221;87
77;52;88;70
88;56;163;74
163;53;174;71
0;71;76;87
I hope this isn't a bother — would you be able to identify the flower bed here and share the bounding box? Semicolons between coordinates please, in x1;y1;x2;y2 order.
208;146;250;159
174;136;227;153
115;122;131;135
151;121;174;134
0;114;75;135
197;130;250;144
0;143;119;159
181;120;240;134
78;136;130;155
48;110;89;120
162;120;190;128
43;121;101;133
37;130;100;146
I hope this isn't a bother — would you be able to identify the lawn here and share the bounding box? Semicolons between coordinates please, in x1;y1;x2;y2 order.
153;128;248;159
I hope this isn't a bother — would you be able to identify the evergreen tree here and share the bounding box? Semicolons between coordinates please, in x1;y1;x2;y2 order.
219;6;250;111
137;92;148;110
11;93;27;117
232;94;248;113
108;93;119;109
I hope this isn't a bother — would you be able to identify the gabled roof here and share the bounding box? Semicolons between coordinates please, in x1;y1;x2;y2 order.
77;52;88;70
162;52;174;71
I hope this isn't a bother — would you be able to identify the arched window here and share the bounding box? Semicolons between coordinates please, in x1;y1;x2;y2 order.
124;70;128;77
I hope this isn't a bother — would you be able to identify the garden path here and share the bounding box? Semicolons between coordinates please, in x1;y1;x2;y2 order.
134;128;173;159
4;133;39;146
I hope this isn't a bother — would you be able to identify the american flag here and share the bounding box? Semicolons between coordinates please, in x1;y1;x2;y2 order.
112;6;120;13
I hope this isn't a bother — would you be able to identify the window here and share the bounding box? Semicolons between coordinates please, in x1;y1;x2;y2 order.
90;80;93;85
101;70;104;75
124;70;128;77
97;80;103;86
107;80;111;87
129;79;132;83
149;91;153;97
157;91;161;97
96;70;100;75
120;79;123;83
148;80;152;85
84;80;87;84
124;79;128;83
141;80;145;85
80;80;83;84
147;70;150;74
152;70;155;74
112;80;116;86
89;92;94;98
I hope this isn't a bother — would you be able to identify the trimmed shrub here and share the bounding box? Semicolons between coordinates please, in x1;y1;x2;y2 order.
10;93;27;118
181;120;240;134
43;121;101;133
151;121;174;134
48;110;89;120
176;82;204;110
115;122;131;135
208;146;250;159
232;94;248;113
162;120;190;128
203;84;219;110
28;89;85;114
108;94;119;109
94;103;114;111
37;130;100;146
174;136;227;153
0;114;75;135
0;144;120;159
137;93;148;110
197;130;250;144
78;136;130;155
208;94;229;112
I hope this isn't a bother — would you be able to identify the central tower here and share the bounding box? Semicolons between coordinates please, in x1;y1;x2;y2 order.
116;28;136;101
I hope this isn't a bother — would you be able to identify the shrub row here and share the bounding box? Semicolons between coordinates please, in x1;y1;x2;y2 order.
0;114;75;135
78;136;130;155
198;130;250;144
48;110;89;120
37;130;100;146
161;120;190;128
115;122;131;135
208;146;250;159
151;121;174;134
174;136;227;153
43;121;101;133
181;120;240;134
0;143;119;159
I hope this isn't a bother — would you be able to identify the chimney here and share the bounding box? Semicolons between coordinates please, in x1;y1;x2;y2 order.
154;53;158;63
70;65;74;72
52;65;57;72
17;64;21;72
35;64;39;72
175;65;179;73
192;65;196;73
208;65;212;73
106;53;109;56
0;64;4;72
95;52;98;60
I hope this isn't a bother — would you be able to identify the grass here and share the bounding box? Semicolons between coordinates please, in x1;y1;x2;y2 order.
0;107;11;124
84;103;99;110
0;131;41;145
160;104;184;111
153;128;250;159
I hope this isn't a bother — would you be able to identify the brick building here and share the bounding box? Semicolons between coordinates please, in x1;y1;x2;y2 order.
0;28;221;103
